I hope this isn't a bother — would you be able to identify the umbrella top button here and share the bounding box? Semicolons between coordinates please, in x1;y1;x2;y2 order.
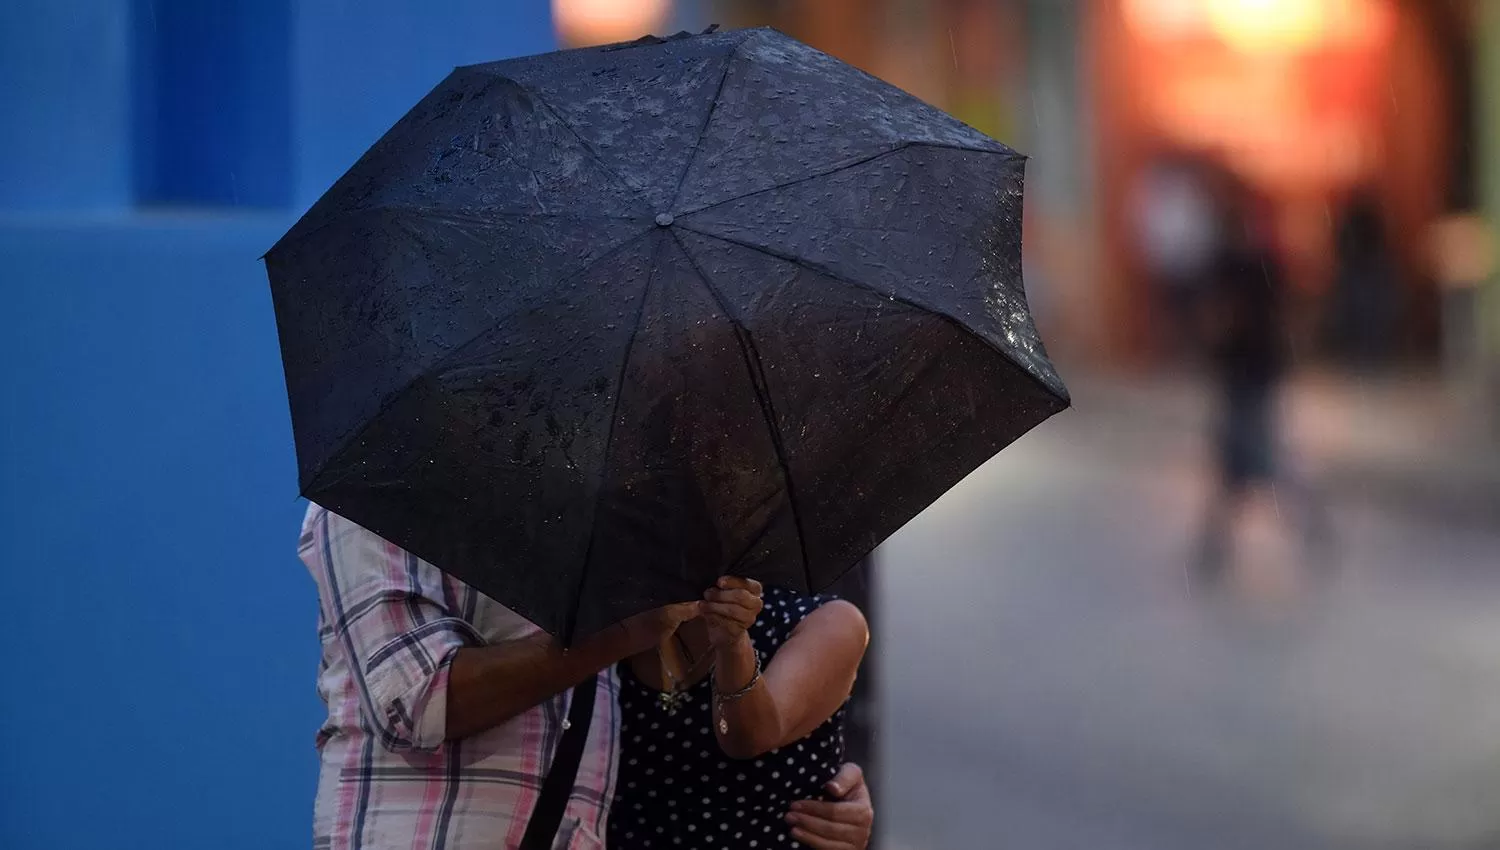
655;213;675;227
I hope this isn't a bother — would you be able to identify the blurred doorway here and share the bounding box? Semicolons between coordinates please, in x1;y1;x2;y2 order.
1094;0;1470;367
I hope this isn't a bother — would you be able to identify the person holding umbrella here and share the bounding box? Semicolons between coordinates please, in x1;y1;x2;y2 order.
612;577;869;849
270;25;1067;850
300;504;874;850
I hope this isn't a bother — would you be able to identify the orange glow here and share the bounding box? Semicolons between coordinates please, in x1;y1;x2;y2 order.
1126;0;1392;52
1125;0;1391;195
1207;0;1326;52
1124;0;1204;41
552;0;672;47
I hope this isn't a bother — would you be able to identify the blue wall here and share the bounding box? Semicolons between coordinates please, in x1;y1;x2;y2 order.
134;0;294;207
0;0;134;210
0;2;555;848
0;217;307;849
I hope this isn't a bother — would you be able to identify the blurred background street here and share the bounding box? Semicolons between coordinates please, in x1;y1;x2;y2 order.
5;1;1500;848
878;367;1500;849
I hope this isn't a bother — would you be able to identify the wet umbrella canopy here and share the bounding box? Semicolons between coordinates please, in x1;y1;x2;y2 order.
265;27;1069;641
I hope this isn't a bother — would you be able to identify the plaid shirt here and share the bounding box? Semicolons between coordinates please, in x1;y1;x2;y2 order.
301;504;620;850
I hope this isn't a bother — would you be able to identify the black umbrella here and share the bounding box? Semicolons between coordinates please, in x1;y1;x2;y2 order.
265;27;1068;641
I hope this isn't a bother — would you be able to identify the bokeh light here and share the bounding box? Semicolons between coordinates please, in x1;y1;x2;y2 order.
552;0;672;48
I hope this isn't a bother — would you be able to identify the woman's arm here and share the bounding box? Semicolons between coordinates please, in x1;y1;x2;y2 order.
703;580;869;759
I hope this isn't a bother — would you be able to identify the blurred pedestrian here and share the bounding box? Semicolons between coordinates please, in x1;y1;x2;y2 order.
1131;152;1221;357
1195;191;1331;581
1326;191;1400;371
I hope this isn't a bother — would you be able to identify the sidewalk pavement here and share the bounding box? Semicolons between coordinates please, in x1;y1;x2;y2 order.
1052;368;1500;530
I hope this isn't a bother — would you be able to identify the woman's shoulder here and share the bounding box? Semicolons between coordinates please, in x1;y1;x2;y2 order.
762;585;833;614
759;587;863;635
753;588;868;676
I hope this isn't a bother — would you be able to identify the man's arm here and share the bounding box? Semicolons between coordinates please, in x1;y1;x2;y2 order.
444;634;613;741
445;604;696;740
784;762;873;850
305;507;695;750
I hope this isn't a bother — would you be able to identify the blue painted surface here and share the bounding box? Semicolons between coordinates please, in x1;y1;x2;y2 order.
0;1;555;847
292;0;556;207
0;0;133;210
0;217;309;850
134;0;294;207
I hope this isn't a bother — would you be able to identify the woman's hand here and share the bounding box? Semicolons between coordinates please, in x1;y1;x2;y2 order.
702;576;763;650
784;762;873;849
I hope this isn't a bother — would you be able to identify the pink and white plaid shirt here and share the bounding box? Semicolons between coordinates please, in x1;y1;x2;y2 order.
301;504;620;850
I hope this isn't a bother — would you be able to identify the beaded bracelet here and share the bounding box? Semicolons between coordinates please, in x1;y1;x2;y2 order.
711;649;762;734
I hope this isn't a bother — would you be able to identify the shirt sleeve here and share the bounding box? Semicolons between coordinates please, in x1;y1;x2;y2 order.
301;506;484;752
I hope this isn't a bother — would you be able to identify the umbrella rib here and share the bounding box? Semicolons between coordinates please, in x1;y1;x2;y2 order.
675;141;1021;218
675;225;1067;404
668;230;815;590
665;37;743;213
674;224;948;325
370;206;648;224
566;231;669;641
301;229;657;499
265;205;646;260
401;228;658;391
483;73;657;218
677;143;906;217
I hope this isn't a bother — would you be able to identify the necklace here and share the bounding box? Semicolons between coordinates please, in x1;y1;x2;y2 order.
656;633;713;716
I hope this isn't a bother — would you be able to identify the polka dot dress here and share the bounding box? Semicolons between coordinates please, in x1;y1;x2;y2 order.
608;588;847;849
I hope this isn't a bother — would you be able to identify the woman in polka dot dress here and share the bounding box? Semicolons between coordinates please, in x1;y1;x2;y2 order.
609;578;869;849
